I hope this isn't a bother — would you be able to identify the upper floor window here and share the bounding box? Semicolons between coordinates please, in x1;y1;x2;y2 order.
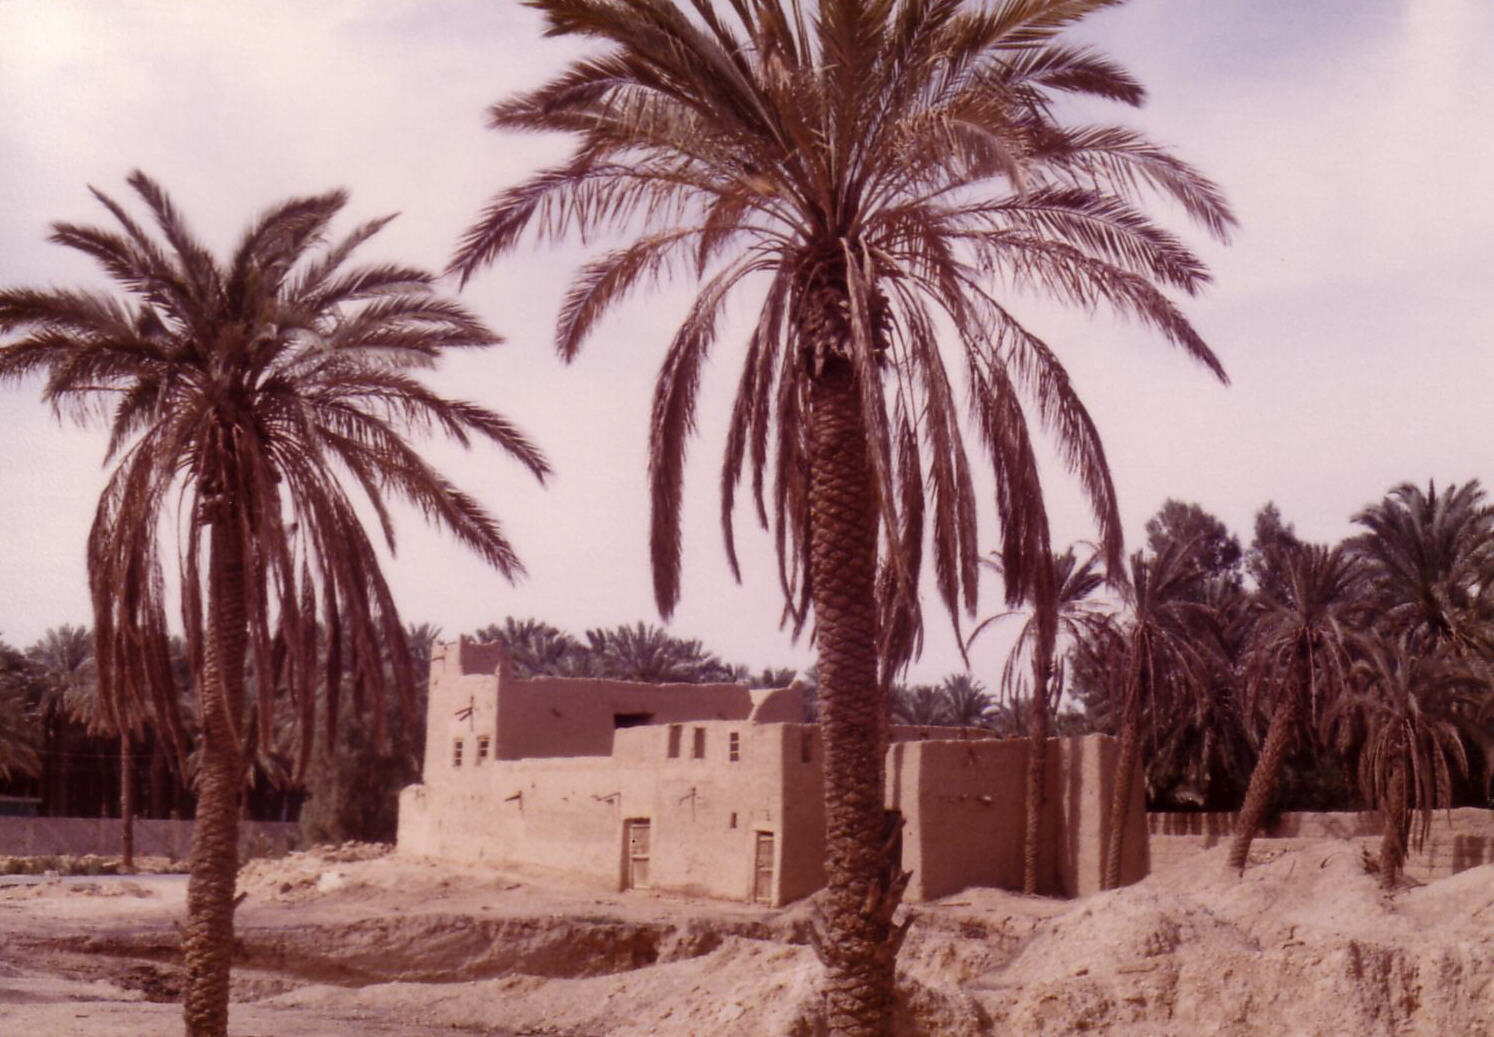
476;735;491;763
728;732;741;762
692;727;707;759
452;739;464;767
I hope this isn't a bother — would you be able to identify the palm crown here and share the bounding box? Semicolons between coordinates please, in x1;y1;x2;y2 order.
453;0;1233;672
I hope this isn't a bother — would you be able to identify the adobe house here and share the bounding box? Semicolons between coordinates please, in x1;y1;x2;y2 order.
397;639;1146;906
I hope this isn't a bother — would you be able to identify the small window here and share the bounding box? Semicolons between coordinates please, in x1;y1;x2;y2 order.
476;736;491;763
614;712;653;729
667;724;682;759
452;739;464;767
729;812;738;829
692;727;707;759
800;729;813;763
728;731;741;762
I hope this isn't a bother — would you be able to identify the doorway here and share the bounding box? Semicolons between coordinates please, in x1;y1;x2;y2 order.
623;819;651;890
752;831;775;904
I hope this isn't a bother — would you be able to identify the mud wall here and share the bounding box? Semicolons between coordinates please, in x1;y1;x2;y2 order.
0;817;299;859
1148;807;1494;881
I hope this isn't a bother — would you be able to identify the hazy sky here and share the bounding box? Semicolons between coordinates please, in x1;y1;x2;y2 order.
1;1;1490;685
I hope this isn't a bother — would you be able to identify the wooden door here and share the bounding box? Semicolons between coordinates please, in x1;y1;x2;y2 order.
752;831;775;904
625;820;651;889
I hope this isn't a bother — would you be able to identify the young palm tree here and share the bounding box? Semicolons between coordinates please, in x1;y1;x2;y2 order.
453;4;1230;1029
473;616;587;676
1227;544;1364;871
0;173;549;1037
972;544;1108;893
1329;634;1473;889
1100;539;1217;889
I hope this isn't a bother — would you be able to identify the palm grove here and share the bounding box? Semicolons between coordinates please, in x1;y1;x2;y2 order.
1;3;1487;1037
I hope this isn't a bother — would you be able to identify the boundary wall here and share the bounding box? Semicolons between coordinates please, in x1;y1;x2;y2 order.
0;817;300;860
1148;808;1494;881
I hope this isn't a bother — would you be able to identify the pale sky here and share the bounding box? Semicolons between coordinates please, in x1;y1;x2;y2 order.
1;1;1490;685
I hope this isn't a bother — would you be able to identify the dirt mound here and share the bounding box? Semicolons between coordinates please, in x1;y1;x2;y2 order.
974;846;1494;1036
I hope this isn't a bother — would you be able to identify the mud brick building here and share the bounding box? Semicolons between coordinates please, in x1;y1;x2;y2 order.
398;638;1146;905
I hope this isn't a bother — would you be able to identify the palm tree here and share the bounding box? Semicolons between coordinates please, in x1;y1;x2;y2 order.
1100;539;1218;889
473;617;586;677
891;683;946;726
452;4;1230;1029
938;673;999;728
584;621;738;682
1350;481;1494;660
1227;544;1364;871
0;173;548;1037
973;544;1108;893
1329;634;1474;888
27;624;148;869
0;638;42;783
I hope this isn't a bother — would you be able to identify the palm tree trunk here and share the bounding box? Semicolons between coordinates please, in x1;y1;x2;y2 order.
1022;654;1052;895
809;359;902;1036
1227;695;1299;872
1379;757;1407;890
183;516;248;1037
120;731;134;873
1102;715;1140;890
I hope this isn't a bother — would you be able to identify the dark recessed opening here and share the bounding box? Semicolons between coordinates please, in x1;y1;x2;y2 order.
613;712;654;729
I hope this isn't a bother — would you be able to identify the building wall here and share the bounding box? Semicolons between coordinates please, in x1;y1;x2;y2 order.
400;720;816;905
892;734;1146;901
1148;807;1494;882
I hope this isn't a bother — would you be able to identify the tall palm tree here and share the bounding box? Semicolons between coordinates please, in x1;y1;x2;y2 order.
972;544;1108;893
1100;539;1217;889
937;672;999;728
1328;634;1474;889
25;624;96;818
1227;544;1364;871
0;173;548;1037
452;4;1230;1029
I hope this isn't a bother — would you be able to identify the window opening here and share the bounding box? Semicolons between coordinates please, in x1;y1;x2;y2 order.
729;812;738;829
692;727;707;759
452;739;464;767
476;736;491;763
728;731;741;762
800;729;813;763
613;712;654;729
667;724;682;758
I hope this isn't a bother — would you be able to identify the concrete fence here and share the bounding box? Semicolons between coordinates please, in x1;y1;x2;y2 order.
1148;807;1494;882
0;817;301;860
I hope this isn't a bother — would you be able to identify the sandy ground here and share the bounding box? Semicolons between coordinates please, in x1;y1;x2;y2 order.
0;840;1489;1036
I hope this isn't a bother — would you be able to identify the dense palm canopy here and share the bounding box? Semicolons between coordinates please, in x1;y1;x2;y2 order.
453;2;1230;1030
1349;480;1494;660
0;172;548;1036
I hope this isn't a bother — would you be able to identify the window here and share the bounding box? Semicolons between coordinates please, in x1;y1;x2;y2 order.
667;724;682;759
729;812;738;829
476;736;491;763
692;727;706;759
800;729;813;763
452;739;464;767
728;731;740;763
614;712;653;729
